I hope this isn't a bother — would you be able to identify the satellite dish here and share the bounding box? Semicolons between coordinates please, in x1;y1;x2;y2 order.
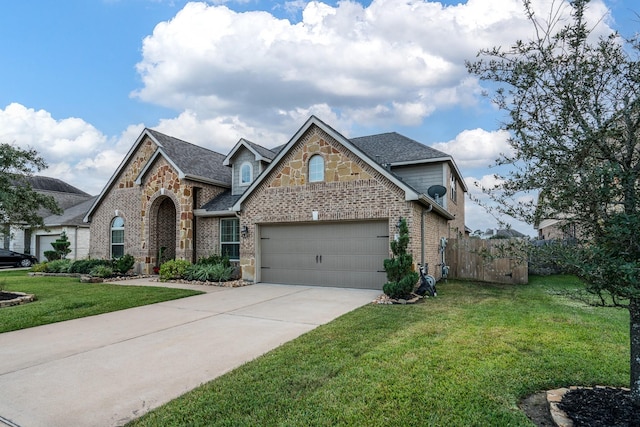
427;185;447;199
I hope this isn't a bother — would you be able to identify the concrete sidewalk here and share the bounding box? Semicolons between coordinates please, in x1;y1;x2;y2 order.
0;280;380;427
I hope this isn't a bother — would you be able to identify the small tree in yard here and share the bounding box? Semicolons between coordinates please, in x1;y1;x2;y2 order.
383;218;419;299
44;232;72;261
0;144;61;231
467;0;640;407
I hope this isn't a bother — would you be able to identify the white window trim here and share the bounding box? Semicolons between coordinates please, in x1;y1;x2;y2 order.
111;216;125;258
450;174;458;203
309;155;325;182
220;218;240;261
240;162;253;185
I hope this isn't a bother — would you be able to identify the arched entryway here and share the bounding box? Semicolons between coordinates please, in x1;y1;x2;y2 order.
150;196;177;267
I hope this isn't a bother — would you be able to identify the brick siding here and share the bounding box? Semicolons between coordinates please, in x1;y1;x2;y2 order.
88;135;226;273
237;125;455;282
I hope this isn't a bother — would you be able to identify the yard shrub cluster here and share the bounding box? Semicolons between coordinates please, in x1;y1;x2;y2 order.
33;254;136;277
158;259;191;281
158;255;235;282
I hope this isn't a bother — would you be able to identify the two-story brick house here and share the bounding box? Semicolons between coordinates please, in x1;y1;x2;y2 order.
84;116;466;290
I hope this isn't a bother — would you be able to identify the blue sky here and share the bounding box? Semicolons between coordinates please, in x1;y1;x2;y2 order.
1;0;636;235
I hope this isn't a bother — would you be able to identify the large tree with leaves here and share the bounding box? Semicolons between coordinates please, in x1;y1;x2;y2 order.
0;143;61;232
467;0;640;406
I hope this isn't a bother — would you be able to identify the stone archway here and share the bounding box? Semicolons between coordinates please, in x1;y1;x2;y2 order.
150;196;177;267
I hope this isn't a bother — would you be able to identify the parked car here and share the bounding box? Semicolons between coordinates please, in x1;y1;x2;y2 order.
0;249;38;267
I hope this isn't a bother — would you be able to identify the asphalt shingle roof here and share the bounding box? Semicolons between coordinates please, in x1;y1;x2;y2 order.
147;129;231;184
200;190;241;212
242;139;278;161
350;132;450;165
43;196;97;227
25;176;90;196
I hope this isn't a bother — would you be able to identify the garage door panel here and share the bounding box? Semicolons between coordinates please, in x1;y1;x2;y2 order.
260;221;388;289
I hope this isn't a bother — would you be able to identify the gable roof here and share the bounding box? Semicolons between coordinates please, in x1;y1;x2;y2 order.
25;176;90;196
223;138;277;166
350;132;468;192
142;129;230;185
84;128;230;222
16;176;94;221
350;132;449;165
231;115;454;219
43;196;97;227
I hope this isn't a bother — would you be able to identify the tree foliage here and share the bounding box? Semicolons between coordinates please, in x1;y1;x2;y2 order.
0;143;61;229
467;0;640;406
383;218;419;299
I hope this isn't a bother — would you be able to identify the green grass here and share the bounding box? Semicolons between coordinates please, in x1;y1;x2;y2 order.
0;270;202;333
129;275;629;427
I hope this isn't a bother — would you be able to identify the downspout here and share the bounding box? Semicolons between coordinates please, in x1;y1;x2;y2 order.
192;188;199;264
74;226;78;260
421;203;433;266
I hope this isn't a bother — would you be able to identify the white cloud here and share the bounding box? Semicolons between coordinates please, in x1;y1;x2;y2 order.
433;128;512;169
464;174;535;236
153;110;290;152
0;103;106;162
0;103;116;194
132;0;613;133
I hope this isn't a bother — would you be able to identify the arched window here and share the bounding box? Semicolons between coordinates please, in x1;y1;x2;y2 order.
111;216;125;258
240;162;253;185
308;155;324;182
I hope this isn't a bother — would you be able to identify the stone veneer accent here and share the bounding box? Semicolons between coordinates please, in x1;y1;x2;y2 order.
88;136;226;274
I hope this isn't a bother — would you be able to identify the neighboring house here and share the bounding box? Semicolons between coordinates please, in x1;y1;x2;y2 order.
535;218;579;241
1;176;95;261
84;116;467;290
470;228;528;239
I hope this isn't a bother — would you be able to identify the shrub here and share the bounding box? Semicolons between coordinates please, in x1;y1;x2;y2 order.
159;259;191;281
114;254;135;275
31;262;48;272
383;218;419;299
46;259;72;273
50;232;72;259
185;263;234;282
90;265;114;278
196;254;231;267
69;259;111;274
43;250;61;262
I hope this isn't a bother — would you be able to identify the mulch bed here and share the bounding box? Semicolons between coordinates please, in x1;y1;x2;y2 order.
558;387;640;426
0;291;21;301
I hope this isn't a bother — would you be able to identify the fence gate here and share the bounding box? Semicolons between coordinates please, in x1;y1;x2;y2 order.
445;238;528;284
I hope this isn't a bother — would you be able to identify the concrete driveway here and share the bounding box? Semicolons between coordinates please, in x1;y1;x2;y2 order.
0;280;380;427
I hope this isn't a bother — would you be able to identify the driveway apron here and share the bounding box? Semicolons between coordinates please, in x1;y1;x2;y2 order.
0;282;380;427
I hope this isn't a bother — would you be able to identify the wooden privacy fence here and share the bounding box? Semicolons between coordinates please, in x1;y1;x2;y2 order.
445;238;528;284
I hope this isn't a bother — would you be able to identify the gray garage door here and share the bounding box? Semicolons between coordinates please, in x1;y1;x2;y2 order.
260;221;389;289
37;234;59;263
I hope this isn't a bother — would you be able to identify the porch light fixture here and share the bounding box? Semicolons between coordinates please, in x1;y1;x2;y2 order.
241;225;249;238
396;217;403;230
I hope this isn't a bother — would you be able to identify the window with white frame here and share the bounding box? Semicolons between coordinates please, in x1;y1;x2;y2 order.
220;218;240;260
240;162;253;185
450;173;458;203
308;155;324;182
111;216;125;258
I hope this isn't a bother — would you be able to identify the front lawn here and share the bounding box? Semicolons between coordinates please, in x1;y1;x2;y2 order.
0;270;202;333
129;275;628;426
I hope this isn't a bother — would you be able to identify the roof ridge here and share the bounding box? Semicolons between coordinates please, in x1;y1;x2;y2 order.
146;128;227;157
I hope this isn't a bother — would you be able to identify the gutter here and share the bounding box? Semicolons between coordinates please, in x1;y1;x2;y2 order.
193;209;236;218
418;194;454;220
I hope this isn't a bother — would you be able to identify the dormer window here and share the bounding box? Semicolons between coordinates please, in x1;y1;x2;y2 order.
309;155;324;182
240;162;253;185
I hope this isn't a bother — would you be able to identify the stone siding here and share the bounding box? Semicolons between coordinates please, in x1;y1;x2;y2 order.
88;135;226;273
